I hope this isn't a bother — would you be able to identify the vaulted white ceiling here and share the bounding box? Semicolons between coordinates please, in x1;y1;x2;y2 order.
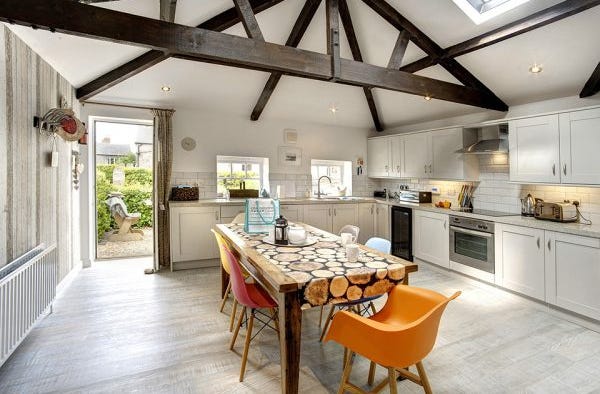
6;0;600;129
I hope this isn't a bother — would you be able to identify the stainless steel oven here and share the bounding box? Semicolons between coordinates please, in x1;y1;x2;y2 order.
449;215;495;274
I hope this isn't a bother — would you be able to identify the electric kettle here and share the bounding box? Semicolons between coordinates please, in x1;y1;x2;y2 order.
520;194;536;217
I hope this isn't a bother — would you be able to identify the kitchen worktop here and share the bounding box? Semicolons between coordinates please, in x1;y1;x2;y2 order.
169;197;600;239
374;198;600;239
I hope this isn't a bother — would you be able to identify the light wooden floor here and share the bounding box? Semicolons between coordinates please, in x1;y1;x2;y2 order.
1;258;600;393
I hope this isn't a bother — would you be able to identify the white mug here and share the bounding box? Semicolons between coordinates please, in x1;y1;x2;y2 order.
340;232;355;246
346;244;360;262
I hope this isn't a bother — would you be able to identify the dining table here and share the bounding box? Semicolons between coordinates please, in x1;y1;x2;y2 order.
213;222;418;394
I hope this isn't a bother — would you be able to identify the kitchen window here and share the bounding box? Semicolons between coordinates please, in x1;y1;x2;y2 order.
217;156;269;197
311;159;352;197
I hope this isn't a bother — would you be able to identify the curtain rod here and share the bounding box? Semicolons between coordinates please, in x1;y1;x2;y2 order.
81;101;173;111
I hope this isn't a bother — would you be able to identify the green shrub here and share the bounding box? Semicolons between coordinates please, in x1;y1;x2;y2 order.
124;167;153;185
95;165;153;238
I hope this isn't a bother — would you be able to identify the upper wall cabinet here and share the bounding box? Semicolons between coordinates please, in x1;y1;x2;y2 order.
403;133;430;179
509;115;561;183
367;137;390;177
390;135;404;177
559;108;600;185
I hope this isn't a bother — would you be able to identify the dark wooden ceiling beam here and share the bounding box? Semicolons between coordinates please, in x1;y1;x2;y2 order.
1;0;508;111
250;0;321;121
234;0;264;40
75;0;283;100
401;0;600;74
387;29;409;70
361;0;507;111
580;62;600;98
338;0;383;131
159;0;177;22
326;0;341;79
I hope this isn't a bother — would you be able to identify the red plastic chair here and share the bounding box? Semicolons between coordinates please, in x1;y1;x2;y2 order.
221;244;278;381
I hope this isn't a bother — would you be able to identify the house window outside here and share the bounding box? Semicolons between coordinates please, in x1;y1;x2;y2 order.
311;159;352;197
217;156;269;197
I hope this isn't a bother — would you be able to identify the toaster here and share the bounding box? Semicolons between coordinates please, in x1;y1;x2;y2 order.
534;201;578;222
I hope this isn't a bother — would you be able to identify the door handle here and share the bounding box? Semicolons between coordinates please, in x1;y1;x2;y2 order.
396;165;400;173
563;164;567;176
547;239;551;251
215;211;219;221
385;165;388;172
537;237;541;249
334;208;337;216
329;208;331;216
424;164;427;173
552;164;556;176
370;207;373;215
443;220;447;229
429;164;432;173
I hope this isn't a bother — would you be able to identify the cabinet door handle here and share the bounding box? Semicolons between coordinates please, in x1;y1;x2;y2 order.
424;164;427;173
537;237;541;249
563;164;567;176
215;211;219;221
429;164;432;173
552;163;556;176
385;165;388;172
396;165;400;173
334;208;337;216
547;239;551;251
329;208;331;216
443;220;447;229
370;207;373;215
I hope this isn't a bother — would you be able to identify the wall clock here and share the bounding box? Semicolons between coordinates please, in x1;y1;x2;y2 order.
181;137;196;151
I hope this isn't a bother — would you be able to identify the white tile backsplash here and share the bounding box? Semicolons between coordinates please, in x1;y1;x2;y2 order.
375;154;600;223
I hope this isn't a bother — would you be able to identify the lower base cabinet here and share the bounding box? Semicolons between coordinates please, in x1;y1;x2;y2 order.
280;204;305;223
413;210;449;268
358;203;375;243
375;203;390;240
170;206;220;263
546;231;600;320
497;224;546;300
303;204;334;232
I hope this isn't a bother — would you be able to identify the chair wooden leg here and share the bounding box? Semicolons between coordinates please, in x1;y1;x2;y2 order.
416;361;433;394
369;301;376;315
368;361;376;386
230;306;246;350
219;280;231;313
388;367;398;394
319;305;336;342
229;298;238;332
318;305;324;327
337;350;354;394
239;309;255;382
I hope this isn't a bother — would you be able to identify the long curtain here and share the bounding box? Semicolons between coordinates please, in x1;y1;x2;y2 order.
152;109;175;269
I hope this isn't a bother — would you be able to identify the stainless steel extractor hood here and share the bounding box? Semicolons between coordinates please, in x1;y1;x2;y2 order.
457;123;508;154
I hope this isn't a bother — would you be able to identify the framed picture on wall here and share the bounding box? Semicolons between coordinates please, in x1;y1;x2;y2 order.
278;146;302;167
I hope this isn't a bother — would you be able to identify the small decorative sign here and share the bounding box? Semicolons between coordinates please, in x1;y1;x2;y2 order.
278;146;302;167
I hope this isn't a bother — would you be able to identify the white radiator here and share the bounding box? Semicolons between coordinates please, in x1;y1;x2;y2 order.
0;243;58;367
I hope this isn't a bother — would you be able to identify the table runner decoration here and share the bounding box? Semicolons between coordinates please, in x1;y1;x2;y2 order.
225;224;406;308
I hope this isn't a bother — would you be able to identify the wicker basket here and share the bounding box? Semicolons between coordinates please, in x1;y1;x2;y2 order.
171;186;199;201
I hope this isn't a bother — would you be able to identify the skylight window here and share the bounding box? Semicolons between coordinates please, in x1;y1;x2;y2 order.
453;0;531;24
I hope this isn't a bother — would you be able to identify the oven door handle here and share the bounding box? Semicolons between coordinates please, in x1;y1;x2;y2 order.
450;226;493;238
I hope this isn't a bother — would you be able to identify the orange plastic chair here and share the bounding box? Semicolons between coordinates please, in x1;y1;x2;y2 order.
212;229;245;332
324;285;461;394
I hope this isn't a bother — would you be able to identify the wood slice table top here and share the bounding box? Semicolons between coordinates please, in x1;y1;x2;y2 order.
214;223;418;308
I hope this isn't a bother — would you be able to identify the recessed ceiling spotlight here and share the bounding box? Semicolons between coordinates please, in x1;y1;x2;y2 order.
329;103;338;113
161;85;171;92
528;63;543;74
424;95;432;101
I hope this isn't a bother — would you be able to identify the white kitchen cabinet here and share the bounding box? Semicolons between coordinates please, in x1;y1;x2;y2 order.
413;210;449;268
390;135;404;177
170;206;220;264
545;231;600;320
332;204;359;235
375;203;390;240
303;203;359;234
497;224;545;300
280;204;304;223
358;203;375;244
219;204;244;223
559;108;600;185
367;137;391;177
509;115;561;183
303;204;333;232
403;132;431;178
431;127;479;180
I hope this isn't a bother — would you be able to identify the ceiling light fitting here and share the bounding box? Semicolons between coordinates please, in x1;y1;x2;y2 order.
528;64;543;74
424;95;432;101
161;85;171;92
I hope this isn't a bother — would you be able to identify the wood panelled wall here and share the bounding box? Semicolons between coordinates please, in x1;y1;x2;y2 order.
0;26;79;282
